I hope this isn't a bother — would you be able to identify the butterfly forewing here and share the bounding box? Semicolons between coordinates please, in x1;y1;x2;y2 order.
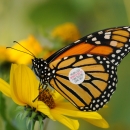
46;26;130;66
49;54;117;111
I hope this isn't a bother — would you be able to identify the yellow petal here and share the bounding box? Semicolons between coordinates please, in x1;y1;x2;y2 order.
56;102;79;110
6;35;42;64
10;64;27;105
0;78;11;97
51;111;79;130
0;46;8;62
53;91;65;103
10;64;38;107
52;107;102;119
84;118;109;128
37;101;54;120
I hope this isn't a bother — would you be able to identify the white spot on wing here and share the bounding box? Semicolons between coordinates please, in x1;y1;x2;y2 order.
123;26;129;28
117;56;120;59
74;39;80;43
95;104;99;108
87;54;93;57
93;107;96;110
104;99;107;102
107;65;109;68
79;55;83;59
95;41;101;44
97;56;100;60
98;31;103;34
93;100;95;103
105;32;111;35
116;50;121;53
92;37;97;41
104;34;110;39
80;106;84;109
52;70;55;73
87;35;93;38
111;59;115;63
112;54;116;57
64;57;68;60
125;44;129;47
127;28;130;32
100;102;103;106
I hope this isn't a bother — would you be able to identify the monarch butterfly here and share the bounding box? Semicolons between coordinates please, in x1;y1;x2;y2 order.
32;26;130;111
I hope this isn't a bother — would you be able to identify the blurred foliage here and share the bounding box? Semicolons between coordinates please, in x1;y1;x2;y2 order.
0;0;130;130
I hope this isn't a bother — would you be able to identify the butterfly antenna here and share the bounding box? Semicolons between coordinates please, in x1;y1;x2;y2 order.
13;41;36;58
6;47;35;58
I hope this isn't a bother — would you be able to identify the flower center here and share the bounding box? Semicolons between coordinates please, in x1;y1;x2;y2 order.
38;89;55;109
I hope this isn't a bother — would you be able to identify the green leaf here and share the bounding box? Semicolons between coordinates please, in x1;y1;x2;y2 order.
30;120;35;130
38;115;44;130
26;117;32;130
0;93;7;120
15;106;24;112
26;117;35;130
21;110;30;120
30;111;37;120
15;111;23;119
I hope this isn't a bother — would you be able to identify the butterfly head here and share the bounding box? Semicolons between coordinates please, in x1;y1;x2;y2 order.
32;58;52;83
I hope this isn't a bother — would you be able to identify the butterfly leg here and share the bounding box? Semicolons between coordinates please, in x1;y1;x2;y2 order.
32;83;48;102
38;78;43;90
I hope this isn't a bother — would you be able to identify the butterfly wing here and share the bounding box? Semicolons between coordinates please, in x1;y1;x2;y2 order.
49;54;117;111
46;26;130;66
33;26;130;111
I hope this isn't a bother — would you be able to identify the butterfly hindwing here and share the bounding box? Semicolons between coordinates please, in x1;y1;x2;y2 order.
49;54;117;111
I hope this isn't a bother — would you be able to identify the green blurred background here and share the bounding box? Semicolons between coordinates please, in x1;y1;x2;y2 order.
0;0;130;130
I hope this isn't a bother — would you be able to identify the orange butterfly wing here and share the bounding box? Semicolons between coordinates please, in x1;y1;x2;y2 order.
32;26;130;111
47;26;130;66
49;54;117;111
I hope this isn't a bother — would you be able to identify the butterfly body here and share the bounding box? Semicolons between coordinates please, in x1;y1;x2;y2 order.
32;26;130;111
32;58;53;84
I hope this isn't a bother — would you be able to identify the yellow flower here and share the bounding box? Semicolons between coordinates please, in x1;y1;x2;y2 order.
0;46;8;62
0;64;109;130
51;22;80;42
6;35;42;64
